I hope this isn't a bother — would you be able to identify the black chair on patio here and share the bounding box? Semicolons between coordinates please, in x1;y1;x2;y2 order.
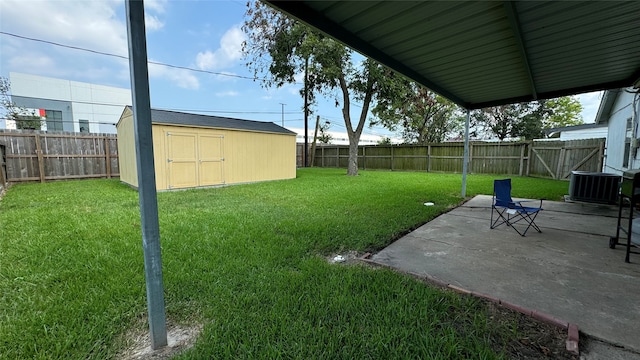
490;179;543;236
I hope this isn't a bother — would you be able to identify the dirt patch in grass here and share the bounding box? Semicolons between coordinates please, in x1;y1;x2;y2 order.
484;300;578;360
118;322;202;360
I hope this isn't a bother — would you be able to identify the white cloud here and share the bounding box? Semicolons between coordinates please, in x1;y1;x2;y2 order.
7;52;56;73
195;26;246;71
1;0;128;56
0;0;179;87
215;90;239;97
577;91;603;123
145;14;165;31
145;0;167;14
148;62;200;90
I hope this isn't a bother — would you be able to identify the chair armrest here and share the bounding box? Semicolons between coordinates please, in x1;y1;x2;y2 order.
513;199;543;209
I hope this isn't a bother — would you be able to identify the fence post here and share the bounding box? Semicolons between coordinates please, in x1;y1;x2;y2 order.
0;144;6;188
519;143;525;176
597;140;604;171
34;134;46;183
105;137;112;179
427;145;431;172
336;146;339;168
362;146;366;170
391;146;395;171
556;147;566;180
526;141;533;176
321;147;325;168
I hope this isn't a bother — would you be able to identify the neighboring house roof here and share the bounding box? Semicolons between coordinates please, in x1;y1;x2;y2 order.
545;123;607;138
595;89;623;125
122;106;296;135
266;1;640;110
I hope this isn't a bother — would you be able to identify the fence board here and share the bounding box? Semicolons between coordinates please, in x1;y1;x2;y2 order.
0;130;119;183
0;143;6;190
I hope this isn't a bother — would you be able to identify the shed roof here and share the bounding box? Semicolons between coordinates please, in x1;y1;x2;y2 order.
265;1;640;110
124;106;296;135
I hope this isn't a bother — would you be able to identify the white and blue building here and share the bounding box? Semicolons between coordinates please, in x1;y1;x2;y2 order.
3;72;131;134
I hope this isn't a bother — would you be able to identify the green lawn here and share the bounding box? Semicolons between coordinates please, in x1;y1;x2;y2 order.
0;169;568;359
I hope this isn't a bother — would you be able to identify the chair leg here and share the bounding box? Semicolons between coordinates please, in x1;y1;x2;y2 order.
491;207;511;229
517;211;542;236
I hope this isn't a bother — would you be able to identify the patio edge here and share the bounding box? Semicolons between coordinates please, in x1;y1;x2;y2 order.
359;256;580;356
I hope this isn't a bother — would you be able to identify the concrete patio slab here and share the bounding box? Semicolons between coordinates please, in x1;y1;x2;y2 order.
371;195;640;356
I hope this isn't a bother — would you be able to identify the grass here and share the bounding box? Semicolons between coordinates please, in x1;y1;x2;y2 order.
0;169;569;359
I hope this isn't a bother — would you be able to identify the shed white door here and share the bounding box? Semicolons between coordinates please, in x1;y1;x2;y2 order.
167;131;224;189
198;134;224;186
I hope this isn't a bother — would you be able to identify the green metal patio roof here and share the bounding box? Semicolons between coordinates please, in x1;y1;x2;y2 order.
264;1;640;109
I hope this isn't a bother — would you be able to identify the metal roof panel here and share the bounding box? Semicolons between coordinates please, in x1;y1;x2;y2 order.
266;0;640;109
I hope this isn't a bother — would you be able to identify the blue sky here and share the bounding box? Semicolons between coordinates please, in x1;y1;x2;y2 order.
0;0;602;138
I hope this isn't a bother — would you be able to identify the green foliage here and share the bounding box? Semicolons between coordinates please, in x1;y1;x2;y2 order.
317;122;332;144
470;104;522;141
0;171;569;358
372;81;461;144
543;95;583;128
471;96;584;140
0;76;44;130
242;3;402;175
377;136;392;145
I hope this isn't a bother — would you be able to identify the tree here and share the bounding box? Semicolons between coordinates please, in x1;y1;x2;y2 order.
471;104;521;141
511;101;546;140
542;96;583;128
0;77;43;130
243;2;397;175
377;136;392;145
317;122;332;144
371;81;459;144
471;96;583;141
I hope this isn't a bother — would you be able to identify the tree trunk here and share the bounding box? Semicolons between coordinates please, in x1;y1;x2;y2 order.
338;71;374;176
347;133;359;176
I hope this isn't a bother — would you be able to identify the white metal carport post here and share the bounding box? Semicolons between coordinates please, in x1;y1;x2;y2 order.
461;109;471;197
125;0;168;349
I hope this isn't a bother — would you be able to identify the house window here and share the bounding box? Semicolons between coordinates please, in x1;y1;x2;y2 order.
45;110;63;131
623;140;631;168
79;119;90;133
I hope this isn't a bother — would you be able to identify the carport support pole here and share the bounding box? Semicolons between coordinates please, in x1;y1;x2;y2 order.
461;109;470;197
125;0;167;350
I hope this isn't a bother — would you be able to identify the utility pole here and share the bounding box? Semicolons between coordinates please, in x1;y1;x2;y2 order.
310;115;320;167
279;103;285;127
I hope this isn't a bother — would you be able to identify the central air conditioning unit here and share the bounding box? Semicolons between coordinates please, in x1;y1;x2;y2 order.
569;171;620;204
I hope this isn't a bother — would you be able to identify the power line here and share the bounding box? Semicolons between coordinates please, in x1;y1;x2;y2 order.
160;107;299;115
6;94;304;117
0;31;269;82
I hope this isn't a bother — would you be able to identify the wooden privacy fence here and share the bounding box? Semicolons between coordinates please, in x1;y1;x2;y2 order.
0;130;119;183
311;138;605;179
0;143;7;191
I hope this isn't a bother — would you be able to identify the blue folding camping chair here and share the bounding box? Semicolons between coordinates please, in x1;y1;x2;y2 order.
490;179;543;236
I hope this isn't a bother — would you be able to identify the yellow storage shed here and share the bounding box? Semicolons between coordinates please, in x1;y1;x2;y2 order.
117;106;297;190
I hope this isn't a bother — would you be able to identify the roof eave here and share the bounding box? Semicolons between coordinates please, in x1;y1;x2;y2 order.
594;89;622;125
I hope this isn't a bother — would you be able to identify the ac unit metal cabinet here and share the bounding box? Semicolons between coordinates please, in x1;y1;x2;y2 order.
569;171;620;204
